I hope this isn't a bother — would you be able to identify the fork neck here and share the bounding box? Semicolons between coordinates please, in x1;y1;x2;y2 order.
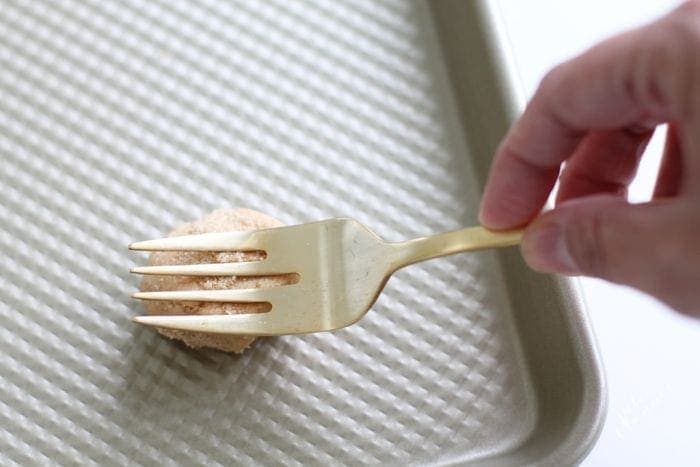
386;225;522;271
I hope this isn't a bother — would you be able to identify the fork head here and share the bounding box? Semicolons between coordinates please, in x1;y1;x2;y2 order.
130;218;393;335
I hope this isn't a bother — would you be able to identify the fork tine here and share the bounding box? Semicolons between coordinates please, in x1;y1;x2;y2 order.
133;313;278;335
130;261;289;276
129;230;270;251
132;286;292;302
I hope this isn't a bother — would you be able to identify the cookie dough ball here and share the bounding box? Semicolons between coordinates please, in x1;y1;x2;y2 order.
140;208;294;353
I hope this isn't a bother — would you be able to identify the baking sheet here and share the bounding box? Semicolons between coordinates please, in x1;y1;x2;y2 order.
0;0;603;465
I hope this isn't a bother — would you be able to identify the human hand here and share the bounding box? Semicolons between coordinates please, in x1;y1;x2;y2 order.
479;1;700;315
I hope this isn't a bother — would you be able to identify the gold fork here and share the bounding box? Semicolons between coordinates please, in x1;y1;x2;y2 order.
130;220;522;335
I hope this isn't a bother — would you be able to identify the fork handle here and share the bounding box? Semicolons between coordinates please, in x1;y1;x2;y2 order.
389;226;523;270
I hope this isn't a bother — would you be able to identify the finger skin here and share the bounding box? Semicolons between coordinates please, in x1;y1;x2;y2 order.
479;1;700;229
556;129;653;204
521;195;700;315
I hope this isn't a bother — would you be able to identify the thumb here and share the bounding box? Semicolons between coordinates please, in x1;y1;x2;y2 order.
521;195;699;312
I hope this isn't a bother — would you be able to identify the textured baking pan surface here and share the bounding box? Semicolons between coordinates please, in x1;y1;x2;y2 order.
0;0;604;465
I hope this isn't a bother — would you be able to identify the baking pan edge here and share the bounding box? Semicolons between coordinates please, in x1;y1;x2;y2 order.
429;1;607;464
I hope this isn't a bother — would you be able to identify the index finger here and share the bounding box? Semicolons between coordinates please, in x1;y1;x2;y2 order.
478;4;696;229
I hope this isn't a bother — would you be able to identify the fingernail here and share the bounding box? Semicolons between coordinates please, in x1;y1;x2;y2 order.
521;219;578;274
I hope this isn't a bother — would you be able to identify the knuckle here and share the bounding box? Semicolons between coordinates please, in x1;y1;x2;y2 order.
538;63;566;94
565;208;610;279
668;5;700;46
642;8;700;116
675;0;700;19
647;237;696;311
656;221;698;276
